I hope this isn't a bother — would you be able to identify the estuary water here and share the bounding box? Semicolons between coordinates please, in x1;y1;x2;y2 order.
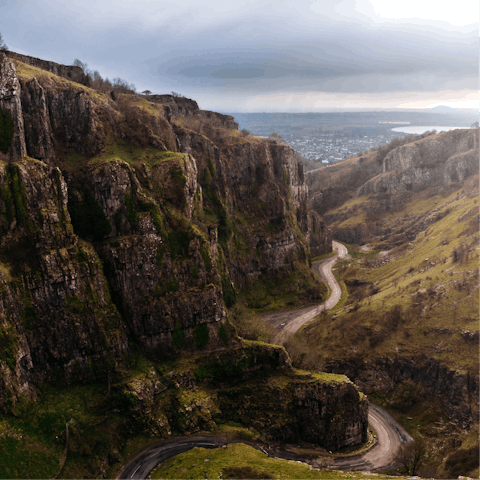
391;126;475;134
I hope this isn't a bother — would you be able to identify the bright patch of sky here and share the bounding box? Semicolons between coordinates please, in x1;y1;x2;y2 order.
366;0;478;27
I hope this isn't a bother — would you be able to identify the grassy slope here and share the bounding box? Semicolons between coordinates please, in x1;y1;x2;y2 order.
286;181;479;478
0;342;356;479
150;443;408;480
294;184;478;371
237;262;328;314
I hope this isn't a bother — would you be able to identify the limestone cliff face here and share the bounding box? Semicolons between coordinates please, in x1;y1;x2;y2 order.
308;128;479;246
0;53;27;160
7;52;89;85
173;125;330;287
0;158;128;409
359;129;478;196
0;54;334;418
308;129;478;217
325;356;478;429
119;342;368;450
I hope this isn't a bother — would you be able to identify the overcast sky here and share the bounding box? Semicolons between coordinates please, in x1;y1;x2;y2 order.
1;0;478;112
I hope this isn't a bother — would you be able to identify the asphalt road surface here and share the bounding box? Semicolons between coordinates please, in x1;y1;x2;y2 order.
118;404;412;478
332;404;413;472
262;240;348;344
118;240;412;478
118;437;225;479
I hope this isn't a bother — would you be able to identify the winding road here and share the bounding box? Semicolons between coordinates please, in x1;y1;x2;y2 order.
118;406;413;479
262;240;348;344
118;240;412;478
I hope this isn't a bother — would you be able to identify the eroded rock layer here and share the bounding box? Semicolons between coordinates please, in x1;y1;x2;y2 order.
0;51;360;452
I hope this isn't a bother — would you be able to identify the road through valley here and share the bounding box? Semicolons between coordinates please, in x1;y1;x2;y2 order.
119;404;413;479
118;241;412;478
262;240;348;344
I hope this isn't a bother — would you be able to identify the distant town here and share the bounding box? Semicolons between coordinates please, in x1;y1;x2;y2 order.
283;129;404;166
229;110;478;172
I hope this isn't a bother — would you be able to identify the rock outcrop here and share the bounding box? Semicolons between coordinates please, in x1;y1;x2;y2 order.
0;51;340;442
120;341;368;450
324;355;478;429
359;129;478;196
0;53;27;161
307;128;479;245
7;52;89;85
0;157;128;407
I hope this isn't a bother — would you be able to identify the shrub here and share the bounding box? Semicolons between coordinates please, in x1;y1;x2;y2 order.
168;229;194;259
193;323;210;349
218;322;229;345
172;321;185;349
452;244;469;263
207;157;216;177
0;332;16;369
445;444;479;478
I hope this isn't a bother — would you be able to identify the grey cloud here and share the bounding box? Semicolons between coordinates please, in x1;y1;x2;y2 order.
2;0;478;105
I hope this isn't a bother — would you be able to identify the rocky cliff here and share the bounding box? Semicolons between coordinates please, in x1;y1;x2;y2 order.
308;128;479;245
0;50;350;453
359;128;478;197
6;52;89;86
119;341;368;451
324;355;478;429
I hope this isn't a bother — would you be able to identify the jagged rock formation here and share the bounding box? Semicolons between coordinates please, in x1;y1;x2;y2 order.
0;53;27;160
359;129;478;196
324;355;478;429
6;52;89;85
0;50;353;452
120;341;368;450
0;157;128;406
308;128;479;245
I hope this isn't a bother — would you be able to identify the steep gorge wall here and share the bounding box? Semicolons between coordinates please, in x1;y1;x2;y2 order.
308;129;479;245
119;342;368;450
0;51;338;426
324;355;478;429
0;158;129;408
6;52;89;86
359;128;478;196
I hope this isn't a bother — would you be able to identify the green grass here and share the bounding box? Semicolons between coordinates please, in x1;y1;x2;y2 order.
294;369;350;384
327;195;371;215
238;262;328;313
300;186;479;371
87;139;186;169
13;60;109;103
150;442;403;479
285;184;479;477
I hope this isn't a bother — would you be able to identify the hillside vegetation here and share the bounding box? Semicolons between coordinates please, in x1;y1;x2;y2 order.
288;127;479;478
0;51;374;479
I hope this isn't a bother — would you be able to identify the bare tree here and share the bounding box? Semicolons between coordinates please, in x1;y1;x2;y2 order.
73;58;88;73
268;132;285;144
112;77;136;94
395;439;426;476
142;90;152;95
0;33;8;53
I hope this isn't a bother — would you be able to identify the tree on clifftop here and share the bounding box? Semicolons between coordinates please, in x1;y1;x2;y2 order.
0;33;8;53
73;58;88;73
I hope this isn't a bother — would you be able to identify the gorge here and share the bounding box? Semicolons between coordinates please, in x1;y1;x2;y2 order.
0;50;477;479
